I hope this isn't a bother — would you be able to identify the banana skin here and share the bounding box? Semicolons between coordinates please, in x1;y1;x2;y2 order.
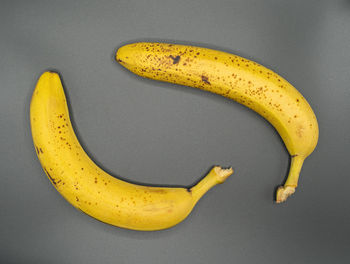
30;72;233;231
116;42;319;203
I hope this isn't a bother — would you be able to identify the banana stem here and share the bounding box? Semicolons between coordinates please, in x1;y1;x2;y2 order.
276;155;305;203
285;155;305;187
190;166;233;204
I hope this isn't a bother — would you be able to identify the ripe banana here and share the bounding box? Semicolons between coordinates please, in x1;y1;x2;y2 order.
30;72;233;231
116;42;319;203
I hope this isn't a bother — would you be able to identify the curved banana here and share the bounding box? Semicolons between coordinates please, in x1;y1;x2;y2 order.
30;72;233;231
116;42;319;203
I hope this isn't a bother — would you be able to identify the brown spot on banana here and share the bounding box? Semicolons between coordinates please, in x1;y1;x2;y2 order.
201;75;211;85
44;167;56;185
169;55;180;64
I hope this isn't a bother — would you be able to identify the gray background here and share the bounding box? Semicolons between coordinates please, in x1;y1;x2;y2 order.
1;0;349;263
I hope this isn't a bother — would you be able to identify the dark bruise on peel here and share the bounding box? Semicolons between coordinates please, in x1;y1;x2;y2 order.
201;75;211;85
169;55;180;64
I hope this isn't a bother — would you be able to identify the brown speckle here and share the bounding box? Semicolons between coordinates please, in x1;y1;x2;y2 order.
169;55;180;64
44;168;56;185
201;75;211;85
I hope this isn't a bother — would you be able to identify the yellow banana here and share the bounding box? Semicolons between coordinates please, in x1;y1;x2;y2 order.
30;72;233;231
116;42;319;203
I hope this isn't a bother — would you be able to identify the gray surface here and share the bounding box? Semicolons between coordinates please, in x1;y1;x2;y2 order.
1;0;350;263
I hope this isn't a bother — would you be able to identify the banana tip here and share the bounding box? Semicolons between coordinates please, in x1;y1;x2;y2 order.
213;166;233;184
276;186;296;203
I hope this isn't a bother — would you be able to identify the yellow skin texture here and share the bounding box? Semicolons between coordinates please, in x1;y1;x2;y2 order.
30;72;233;231
116;43;319;203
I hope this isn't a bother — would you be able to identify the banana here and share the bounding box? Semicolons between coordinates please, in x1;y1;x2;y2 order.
116;42;319;203
30;72;233;231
